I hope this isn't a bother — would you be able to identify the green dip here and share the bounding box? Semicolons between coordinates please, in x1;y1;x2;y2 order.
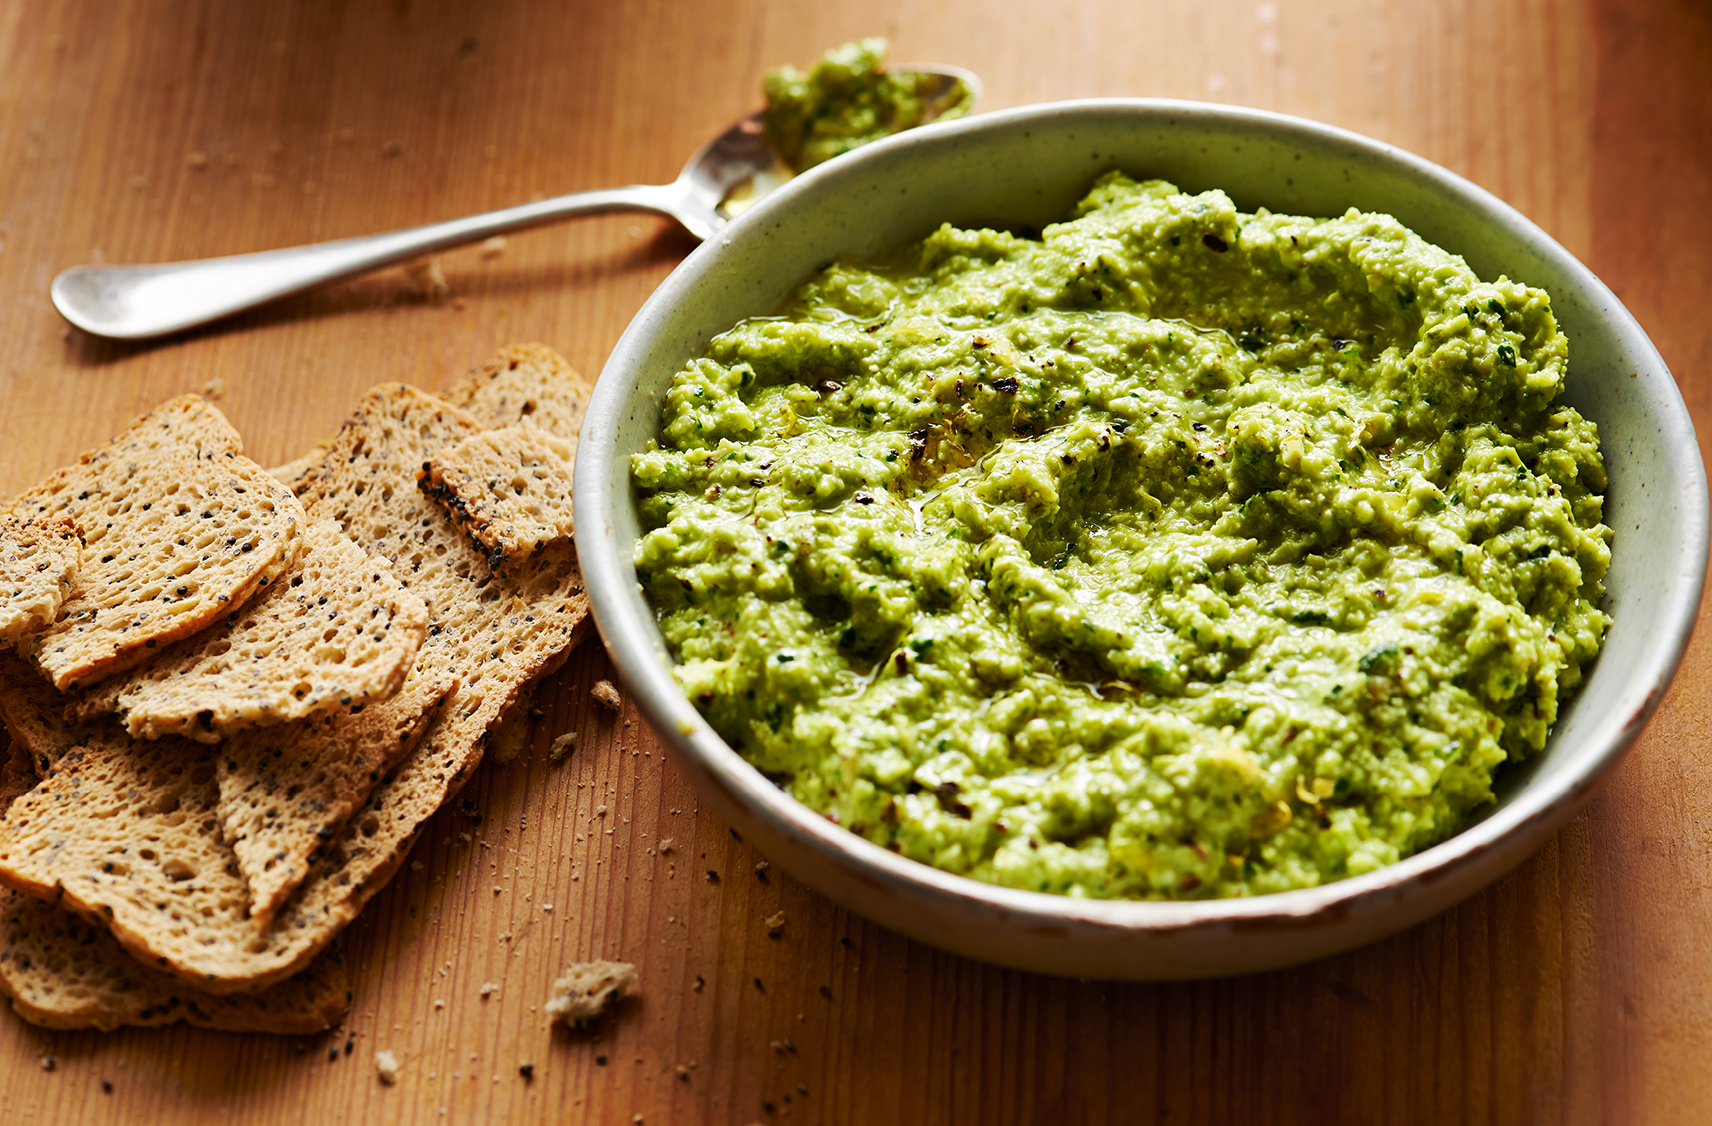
762;39;974;173
632;173;1612;900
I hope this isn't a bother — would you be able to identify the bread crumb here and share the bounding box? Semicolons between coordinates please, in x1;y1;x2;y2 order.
405;257;450;300
592;680;622;710
549;731;578;762
411;860;424;871
376;1050;401;1085
489;710;530;764
764;911;786;932
479;236;508;258
433;999;446;1010
39;1055;57;1072
479;982;500;999
544;960;637;1026
199;377;226;401
657;838;674;854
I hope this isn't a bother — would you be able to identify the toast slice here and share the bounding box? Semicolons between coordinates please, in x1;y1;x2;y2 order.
68;519;428;743
217;668;455;925
0;739;35;812
418;424;577;569
0;517;82;645
438;342;592;440
0;889;348;1033
8;395;304;691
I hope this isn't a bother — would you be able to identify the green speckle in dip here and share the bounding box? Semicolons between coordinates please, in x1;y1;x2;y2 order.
762;38;974;173
632;173;1613;900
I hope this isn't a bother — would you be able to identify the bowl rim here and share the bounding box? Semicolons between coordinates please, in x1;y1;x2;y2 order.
574;98;1709;951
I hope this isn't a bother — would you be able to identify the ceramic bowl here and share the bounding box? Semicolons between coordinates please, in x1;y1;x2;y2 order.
572;100;1707;979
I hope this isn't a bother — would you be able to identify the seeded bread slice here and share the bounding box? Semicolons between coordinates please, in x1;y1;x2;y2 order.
0;517;82;645
68;519;428;743
438;342;592;440
418;425;577;569
0;889;349;1033
7;395;305;691
217;668;455;925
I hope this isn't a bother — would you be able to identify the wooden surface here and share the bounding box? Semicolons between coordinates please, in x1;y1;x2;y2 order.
0;1;1708;1122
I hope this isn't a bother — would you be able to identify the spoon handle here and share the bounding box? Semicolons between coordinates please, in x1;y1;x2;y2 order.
52;182;699;341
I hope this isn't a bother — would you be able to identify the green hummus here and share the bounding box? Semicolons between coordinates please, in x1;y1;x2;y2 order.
762;39;975;173
632;173;1612;900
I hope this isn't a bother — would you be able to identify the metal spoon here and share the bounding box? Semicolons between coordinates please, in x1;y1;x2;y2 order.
51;66;979;341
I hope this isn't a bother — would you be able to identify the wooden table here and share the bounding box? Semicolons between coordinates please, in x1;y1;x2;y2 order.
1;1;1707;1121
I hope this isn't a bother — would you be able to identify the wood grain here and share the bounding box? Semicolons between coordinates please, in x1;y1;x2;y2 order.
0;0;1707;1122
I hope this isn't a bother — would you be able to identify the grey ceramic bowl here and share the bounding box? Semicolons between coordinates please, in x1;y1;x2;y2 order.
573;100;1707;979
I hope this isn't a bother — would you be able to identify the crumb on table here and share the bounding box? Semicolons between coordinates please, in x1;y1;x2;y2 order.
544;960;637;1026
